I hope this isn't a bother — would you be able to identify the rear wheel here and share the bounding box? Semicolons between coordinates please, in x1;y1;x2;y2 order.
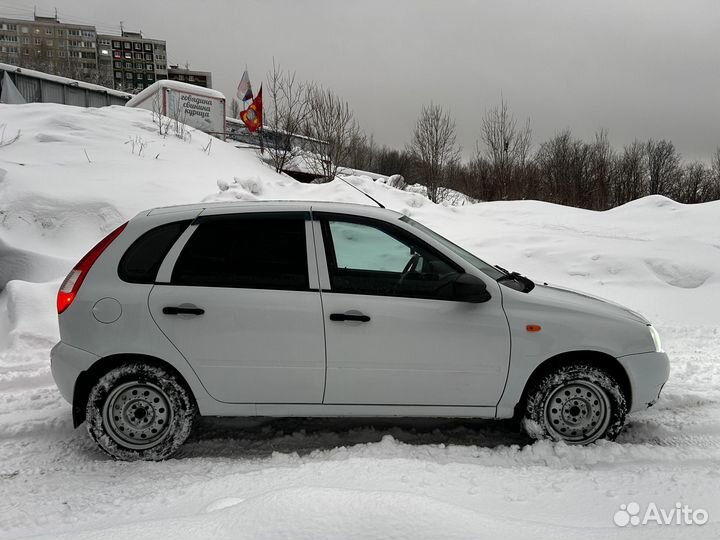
86;362;196;460
523;363;627;444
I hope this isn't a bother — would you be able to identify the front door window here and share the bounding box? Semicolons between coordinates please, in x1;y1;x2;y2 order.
324;218;461;300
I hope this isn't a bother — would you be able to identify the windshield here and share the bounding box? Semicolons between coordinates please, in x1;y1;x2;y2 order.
399;215;505;280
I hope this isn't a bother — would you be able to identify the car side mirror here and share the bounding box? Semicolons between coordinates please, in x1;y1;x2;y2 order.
453;273;491;303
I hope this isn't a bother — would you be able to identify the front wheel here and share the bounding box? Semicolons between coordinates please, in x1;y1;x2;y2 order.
86;362;197;460
523;363;627;444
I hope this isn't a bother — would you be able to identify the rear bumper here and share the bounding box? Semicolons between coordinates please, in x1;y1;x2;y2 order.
50;341;100;405
618;351;670;413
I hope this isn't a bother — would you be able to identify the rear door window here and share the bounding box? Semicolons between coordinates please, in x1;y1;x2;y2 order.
171;214;309;290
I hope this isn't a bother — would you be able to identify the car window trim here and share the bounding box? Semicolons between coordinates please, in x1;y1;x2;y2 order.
155;221;199;284
155;211;318;292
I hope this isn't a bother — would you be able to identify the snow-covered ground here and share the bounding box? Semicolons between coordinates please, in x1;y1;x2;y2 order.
1;103;719;539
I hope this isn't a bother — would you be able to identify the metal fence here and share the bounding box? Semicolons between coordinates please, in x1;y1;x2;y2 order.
1;64;129;107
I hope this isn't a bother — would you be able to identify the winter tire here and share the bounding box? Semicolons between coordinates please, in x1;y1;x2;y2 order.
523;362;627;444
86;362;196;460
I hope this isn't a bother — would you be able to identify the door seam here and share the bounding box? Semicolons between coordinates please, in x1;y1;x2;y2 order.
309;210;329;403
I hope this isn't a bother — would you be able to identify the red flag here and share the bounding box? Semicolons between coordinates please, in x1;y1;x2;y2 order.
239;85;262;132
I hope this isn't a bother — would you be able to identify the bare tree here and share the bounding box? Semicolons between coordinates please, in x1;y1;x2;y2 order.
463;155;494;201
646;139;681;196
478;96;532;199
444;161;479;203
3;41;92;84
613;141;647;205
674;162;710;204
586;129;615;210
264;60;312;174
149;91;190;140
151;93;172;136
372;146;412;178
304;85;359;180
346;132;376;171
535;130;594;207
406;103;461;203
169;93;191;141
228;98;241;119
710;148;720;201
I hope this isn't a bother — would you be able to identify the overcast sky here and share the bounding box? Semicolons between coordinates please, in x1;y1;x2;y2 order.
4;0;719;161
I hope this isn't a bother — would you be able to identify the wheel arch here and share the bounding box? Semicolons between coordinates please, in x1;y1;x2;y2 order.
513;350;632;419
72;353;196;428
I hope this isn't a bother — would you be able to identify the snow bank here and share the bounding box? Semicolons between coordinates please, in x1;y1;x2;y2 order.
1;103;719;539
45;485;583;540
1;100;719;391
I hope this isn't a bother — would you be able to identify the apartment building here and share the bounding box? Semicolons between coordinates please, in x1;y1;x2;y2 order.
1;14;213;94
0;15;98;82
96;31;168;92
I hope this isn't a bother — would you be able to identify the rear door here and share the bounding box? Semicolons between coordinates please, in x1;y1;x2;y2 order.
149;211;326;404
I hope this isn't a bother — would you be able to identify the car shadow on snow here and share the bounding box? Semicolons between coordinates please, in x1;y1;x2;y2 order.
177;416;533;459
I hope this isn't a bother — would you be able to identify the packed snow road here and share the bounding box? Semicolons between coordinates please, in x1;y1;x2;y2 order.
1;325;718;539
1;104;719;538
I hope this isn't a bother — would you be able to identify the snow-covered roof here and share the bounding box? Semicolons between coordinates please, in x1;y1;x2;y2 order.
126;80;226;108
337;166;388;181
0;62;132;99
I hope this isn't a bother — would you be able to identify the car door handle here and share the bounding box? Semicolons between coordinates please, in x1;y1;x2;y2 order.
162;306;205;316
329;312;370;322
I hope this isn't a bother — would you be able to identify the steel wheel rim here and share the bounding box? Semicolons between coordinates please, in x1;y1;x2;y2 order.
544;379;611;444
103;381;173;450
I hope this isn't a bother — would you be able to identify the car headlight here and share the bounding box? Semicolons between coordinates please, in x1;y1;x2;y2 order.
648;325;663;353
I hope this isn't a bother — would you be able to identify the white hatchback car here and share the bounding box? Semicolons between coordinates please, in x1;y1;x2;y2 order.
51;201;669;460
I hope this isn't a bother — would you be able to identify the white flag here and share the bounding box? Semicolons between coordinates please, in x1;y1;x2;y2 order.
236;69;253;101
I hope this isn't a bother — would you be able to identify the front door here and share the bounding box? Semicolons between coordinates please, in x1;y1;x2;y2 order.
149;212;325;404
317;215;511;407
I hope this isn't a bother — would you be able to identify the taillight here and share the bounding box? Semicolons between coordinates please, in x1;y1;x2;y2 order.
57;222;128;314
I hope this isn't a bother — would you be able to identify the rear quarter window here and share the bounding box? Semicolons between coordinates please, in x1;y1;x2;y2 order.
118;220;191;283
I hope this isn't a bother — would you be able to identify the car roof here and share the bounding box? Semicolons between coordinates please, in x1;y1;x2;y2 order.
145;200;403;221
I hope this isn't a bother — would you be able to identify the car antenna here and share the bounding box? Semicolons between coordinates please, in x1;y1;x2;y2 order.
336;176;385;208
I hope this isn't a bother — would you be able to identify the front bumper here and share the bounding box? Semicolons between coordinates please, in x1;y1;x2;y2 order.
50;341;100;405
617;351;670;413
